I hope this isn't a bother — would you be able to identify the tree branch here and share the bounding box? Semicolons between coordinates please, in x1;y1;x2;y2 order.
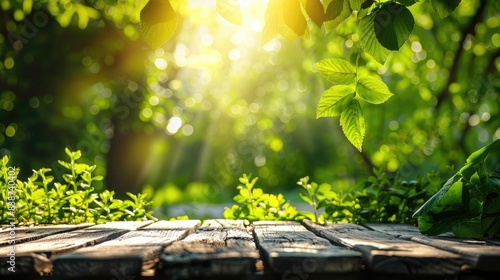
435;0;487;110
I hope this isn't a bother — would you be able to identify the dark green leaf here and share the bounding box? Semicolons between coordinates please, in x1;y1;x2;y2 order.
374;2;414;51
430;0;461;18
359;10;392;64
413;174;460;217
303;0;325;27
396;0;418;6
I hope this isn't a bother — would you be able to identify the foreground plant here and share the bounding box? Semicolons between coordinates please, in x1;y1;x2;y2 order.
0;148;155;224
223;174;298;222
413;140;500;238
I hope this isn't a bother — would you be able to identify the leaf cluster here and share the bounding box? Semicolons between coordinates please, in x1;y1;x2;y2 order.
0;148;156;225
414;140;500;238
223;174;299;222
225;170;440;224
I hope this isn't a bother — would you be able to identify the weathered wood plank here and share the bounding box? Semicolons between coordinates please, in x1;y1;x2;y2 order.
365;223;500;272
0;223;94;246
52;220;201;277
253;221;362;275
303;220;462;275
159;219;259;279
0;220;152;275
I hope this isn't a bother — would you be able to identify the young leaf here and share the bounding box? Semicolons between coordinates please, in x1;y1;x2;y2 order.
302;0;325;27
359;11;392;64
356;76;393;104
315;58;356;84
374;2;414;51
140;0;178;49
324;0;351;31
430;0;461;19
216;0;242;25
284;0;307;36
340;99;365;151
317;86;354;118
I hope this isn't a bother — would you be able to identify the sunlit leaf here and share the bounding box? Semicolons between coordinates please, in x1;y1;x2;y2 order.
356;76;393;104
324;0;351;32
340;99;365;152
349;0;369;10
317;86;354;118
284;0;307;36
302;0;325;27
140;0;178;49
315;58;356;84
374;2;414;51
261;0;306;45
216;0;242;25
430;0;461;18
359;11;392;64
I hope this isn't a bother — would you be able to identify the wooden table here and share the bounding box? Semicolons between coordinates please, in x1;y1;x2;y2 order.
1;220;499;279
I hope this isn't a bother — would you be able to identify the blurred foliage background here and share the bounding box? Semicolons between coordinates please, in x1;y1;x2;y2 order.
1;0;498;218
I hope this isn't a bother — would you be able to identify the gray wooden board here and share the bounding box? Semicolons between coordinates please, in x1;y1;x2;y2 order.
159;219;259;279
253;221;362;274
303;220;463;275
0;223;94;246
365;223;500;272
52;220;201;277
0;220;152;275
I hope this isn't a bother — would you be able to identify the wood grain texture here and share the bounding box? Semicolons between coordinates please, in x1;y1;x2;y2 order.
253;221;362;274
0;223;94;246
52;220;201;277
365;223;500;272
159;219;259;279
303;220;462;275
0;220;152;275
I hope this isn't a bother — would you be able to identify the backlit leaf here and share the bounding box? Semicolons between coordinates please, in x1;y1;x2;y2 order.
340;99;365;152
315;58;356;84
317;85;355;118
140;0;178;49
356;76;393;104
374;2;414;51
349;0;369;10
324;0;351;32
359;11;392;64
430;0;461;18
284;0;307;36
397;0;418;6
216;0;242;25
302;0;325;27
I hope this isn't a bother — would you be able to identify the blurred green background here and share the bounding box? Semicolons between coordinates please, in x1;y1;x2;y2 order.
1;0;498;219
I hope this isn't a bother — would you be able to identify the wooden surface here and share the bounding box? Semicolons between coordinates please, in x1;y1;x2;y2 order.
1;220;499;278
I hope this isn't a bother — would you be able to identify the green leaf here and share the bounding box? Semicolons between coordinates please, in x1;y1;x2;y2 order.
374;2;414;51
465;139;499;165
284;0;307;36
302;0;325;27
359;11;392;64
317;86;354;118
430;0;461;19
349;0;370;10
315;58;356;84
413;174;460;217
396;0;418;6
324;0;351;31
340;99;365;152
216;0;242;25
356;76;393;104
140;0;178;49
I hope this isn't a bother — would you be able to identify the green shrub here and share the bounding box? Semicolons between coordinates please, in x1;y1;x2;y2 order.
0;148;155;224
